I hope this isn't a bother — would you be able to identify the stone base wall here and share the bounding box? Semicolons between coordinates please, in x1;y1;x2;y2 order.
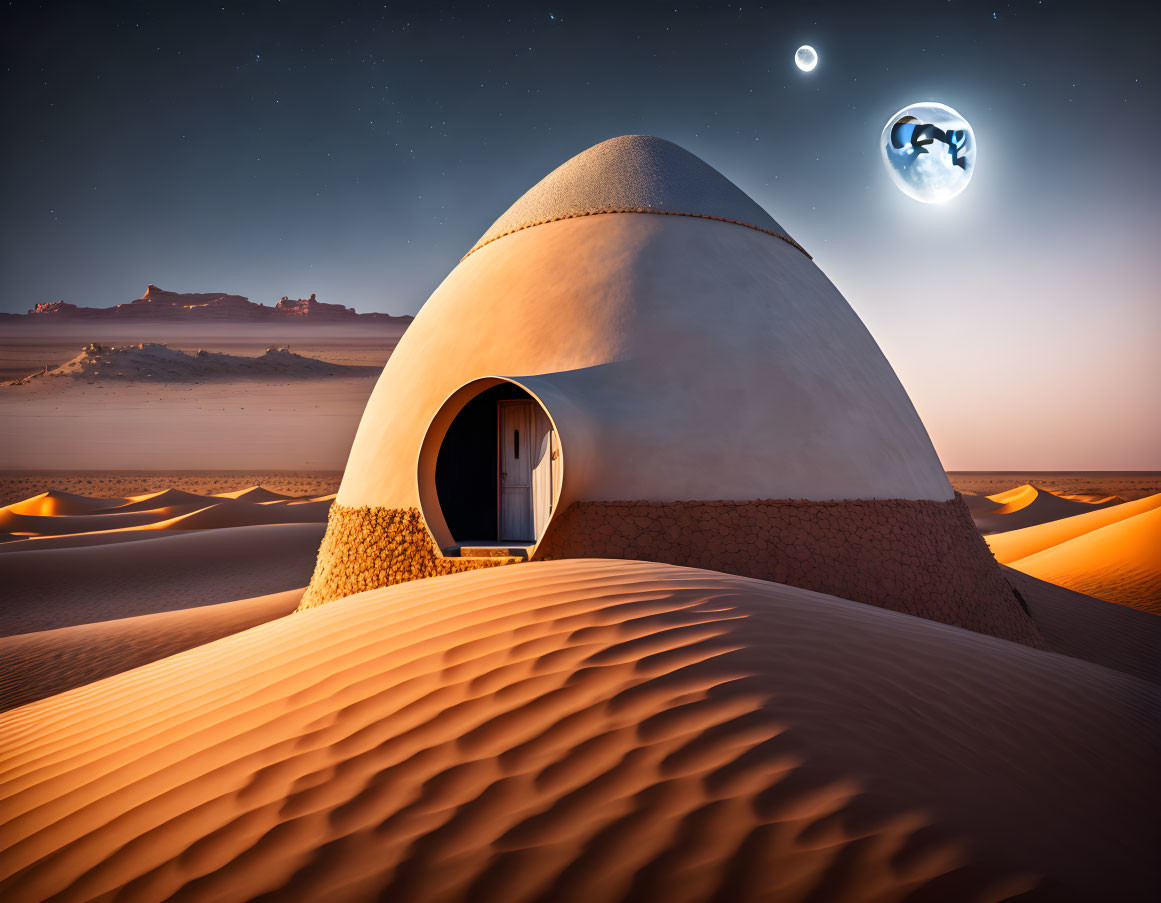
534;495;1044;647
299;506;510;610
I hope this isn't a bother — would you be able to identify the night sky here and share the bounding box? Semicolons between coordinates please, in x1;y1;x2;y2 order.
3;0;1159;467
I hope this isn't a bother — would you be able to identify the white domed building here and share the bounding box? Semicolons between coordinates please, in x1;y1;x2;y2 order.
303;135;1040;646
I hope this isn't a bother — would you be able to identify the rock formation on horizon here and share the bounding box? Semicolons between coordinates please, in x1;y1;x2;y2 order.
4;285;411;324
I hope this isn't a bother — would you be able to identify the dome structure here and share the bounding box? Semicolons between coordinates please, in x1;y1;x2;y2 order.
303;135;1040;646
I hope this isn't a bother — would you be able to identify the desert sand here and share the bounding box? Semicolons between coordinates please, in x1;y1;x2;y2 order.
977;490;1161;613
0;472;342;508
1004;568;1160;682
0;472;1156;901
0;325;395;470
0;589;302;711
0;559;1157;902
949;471;1161;503
1000;506;1161;613
0;376;377;470
0;484;335;636
987;492;1161;564
0;481;341;712
961;483;1121;534
0;524;322;635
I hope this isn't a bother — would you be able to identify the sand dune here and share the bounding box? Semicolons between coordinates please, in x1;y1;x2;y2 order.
65;498;333;534
1002;506;1161;614
949;472;1161;503
0;589;301;711
0;490;126;517
159;498;332;530
987;492;1161;564
0;486;332;550
0;528;208;554
95;488;218;512
0;507;174;537
960;492;1003;517
0;503;333;553
215;486;297;502
0;472;343;510
0;523;324;635
1005;569;1161;684
0;560;1156;902
1059;492;1124;505
294;491;336;504
970;483;1120;534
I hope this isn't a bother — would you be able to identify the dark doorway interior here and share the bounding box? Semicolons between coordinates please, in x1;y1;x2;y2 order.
434;383;531;542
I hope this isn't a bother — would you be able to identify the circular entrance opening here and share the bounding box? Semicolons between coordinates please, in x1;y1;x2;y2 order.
418;379;561;551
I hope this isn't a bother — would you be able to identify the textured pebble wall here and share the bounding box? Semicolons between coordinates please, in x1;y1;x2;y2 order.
534;495;1044;647
299;506;508;610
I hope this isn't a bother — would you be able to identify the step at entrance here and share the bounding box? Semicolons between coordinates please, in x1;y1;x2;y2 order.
451;544;532;562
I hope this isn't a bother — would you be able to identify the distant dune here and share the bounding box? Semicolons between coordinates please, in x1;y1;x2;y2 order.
0;589;302;711
4;342;379;385
988;492;1161;564
0;485;332;545
964;483;1122;533
0;489;127;516
0;482;338;709
949;472;1161;503
0;523;325;635
998;504;1161;614
0;484;333;634
0;473;343;509
1;559;1157;902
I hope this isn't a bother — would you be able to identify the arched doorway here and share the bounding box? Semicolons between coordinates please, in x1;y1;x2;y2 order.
421;381;560;550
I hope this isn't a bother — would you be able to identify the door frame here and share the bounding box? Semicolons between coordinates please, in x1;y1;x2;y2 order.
416;376;566;552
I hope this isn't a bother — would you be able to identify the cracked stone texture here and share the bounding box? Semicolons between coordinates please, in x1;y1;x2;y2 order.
533;495;1044;648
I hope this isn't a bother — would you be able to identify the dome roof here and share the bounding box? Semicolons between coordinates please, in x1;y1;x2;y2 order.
467;135;801;257
340;217;951;520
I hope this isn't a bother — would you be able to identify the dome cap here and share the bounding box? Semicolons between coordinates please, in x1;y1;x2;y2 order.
467;135;803;257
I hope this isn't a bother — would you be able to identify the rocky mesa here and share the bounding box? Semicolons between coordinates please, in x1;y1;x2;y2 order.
4;285;412;324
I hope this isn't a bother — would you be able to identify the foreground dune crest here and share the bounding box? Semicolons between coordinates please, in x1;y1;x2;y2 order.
1;560;1156;902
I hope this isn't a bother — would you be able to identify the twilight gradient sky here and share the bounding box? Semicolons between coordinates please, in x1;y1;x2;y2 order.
3;0;1159;469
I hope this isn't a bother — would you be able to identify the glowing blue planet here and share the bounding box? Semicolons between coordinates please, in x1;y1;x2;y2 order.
881;102;975;204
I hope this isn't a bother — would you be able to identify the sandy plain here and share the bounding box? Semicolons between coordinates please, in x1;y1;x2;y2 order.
0;323;398;470
949;470;1161;502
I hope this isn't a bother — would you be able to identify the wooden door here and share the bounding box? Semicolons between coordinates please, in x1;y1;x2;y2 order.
498;401;533;542
531;407;555;539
